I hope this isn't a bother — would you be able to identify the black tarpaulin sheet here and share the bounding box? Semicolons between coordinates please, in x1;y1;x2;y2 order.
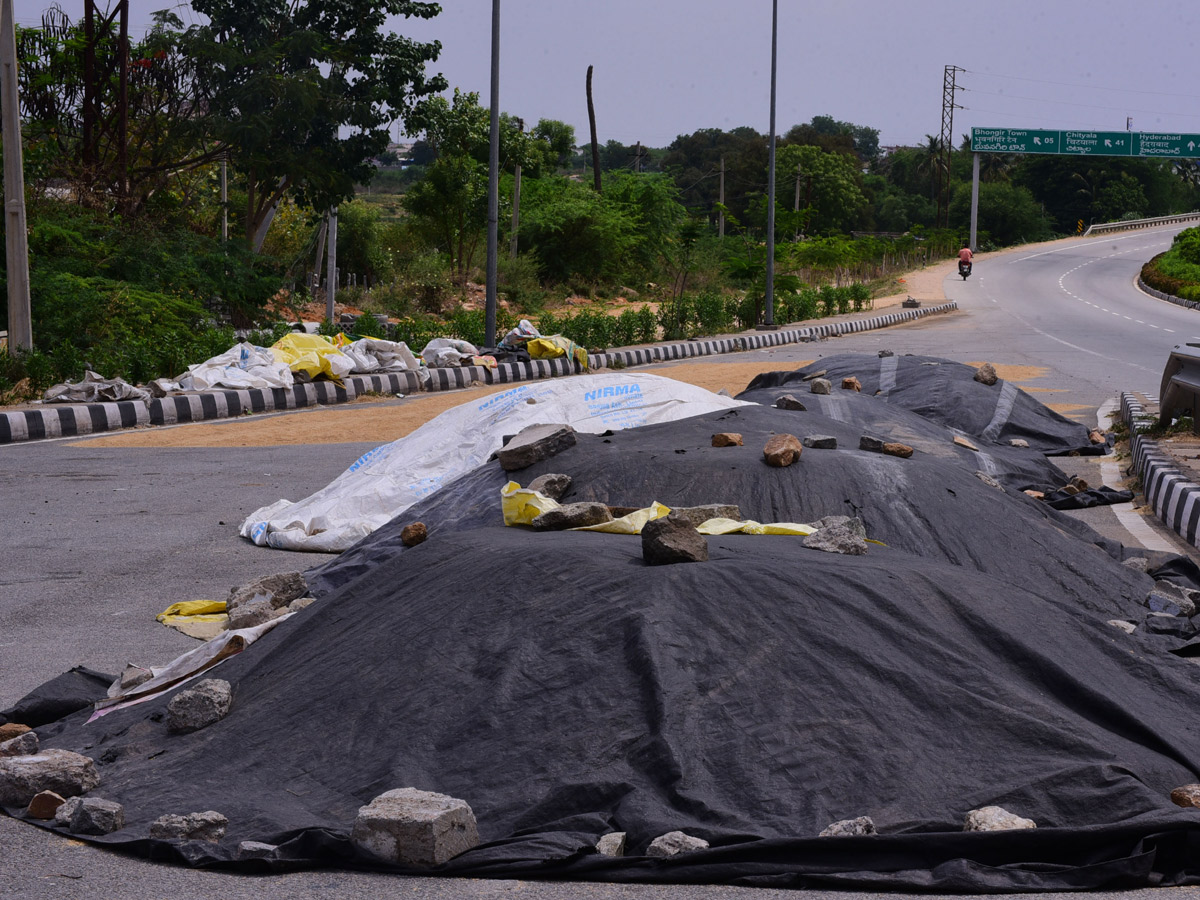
741;353;1104;456
12;365;1200;890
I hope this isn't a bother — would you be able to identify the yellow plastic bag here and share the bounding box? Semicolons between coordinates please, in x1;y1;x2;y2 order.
527;335;588;370
501;482;561;526
156;599;228;625
573;502;671;534
271;333;353;383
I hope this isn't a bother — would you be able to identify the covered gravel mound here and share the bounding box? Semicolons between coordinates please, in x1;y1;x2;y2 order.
13;357;1200;890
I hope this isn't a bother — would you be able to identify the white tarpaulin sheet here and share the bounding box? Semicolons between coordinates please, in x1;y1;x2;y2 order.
241;373;750;552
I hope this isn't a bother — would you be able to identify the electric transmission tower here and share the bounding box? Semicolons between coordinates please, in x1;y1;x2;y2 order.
937;65;964;230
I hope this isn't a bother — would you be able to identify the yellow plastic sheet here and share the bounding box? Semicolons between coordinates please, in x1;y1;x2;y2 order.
527;335;589;370
271;333;350;383
697;518;816;536
156;599;228;625
573;502;671;534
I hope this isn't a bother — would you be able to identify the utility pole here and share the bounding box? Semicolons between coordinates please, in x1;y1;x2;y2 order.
937;64;964;230
116;0;128;204
794;162;802;240
326;207;338;324
220;153;228;243
760;0;778;330
509;118;523;259
485;0;500;348
1;0;31;351
718;156;725;238
634;141;642;173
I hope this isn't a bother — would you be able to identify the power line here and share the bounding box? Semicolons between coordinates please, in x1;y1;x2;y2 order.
965;69;1200;103
964;87;1200;122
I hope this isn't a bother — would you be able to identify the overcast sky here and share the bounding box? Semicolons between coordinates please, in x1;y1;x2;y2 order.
21;0;1200;149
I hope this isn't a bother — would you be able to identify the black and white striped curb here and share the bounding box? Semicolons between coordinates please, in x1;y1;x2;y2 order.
1122;392;1200;549
1138;277;1200;312
1;301;956;445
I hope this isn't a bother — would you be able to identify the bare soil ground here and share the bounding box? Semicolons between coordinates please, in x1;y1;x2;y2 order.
66;260;958;450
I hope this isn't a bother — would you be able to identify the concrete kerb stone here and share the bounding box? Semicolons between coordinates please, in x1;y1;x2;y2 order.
0;302;957;445
1121;391;1200;550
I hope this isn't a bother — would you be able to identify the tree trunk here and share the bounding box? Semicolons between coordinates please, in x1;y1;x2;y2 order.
586;65;600;194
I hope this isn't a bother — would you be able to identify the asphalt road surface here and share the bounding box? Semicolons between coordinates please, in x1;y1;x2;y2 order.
4;228;1200;899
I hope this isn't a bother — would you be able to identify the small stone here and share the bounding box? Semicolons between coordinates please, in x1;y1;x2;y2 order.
227;599;278;631
1060;484;1080;496
26;790;66;820
1171;785;1200;808
0;750;100;806
0;731;38;757
711;432;743;447
596;832;626;857
1149;581;1198;617
763;434;803;467
118;665;154;693
54;797;82;826
878;350;894;358
1122;557;1151;573
1108;620;1137;635
841;376;862;392
531;502;613;531
1023;490;1045;500
953;435;979;451
802;435;837;450
859;435;885;453
642;515;708;565
237;840;279;860
774;395;806;411
227;572;307;612
287;596;316;613
1089;429;1106;445
812;516;867;539
1009;438;1030;448
0;724;31;743
820;816;877;837
150;810;229;842
669;505;741;528
497;423;577;472
1069;476;1089;491
963;806;1036;832
401;522;428;547
167;679;233;735
351;787;480;867
809;378;832;395
67;797;124;835
804;523;868;556
974;471;1004;490
801;369;827;382
527;473;572;501
882;442;914;459
974;363;999;386
647;830;709;857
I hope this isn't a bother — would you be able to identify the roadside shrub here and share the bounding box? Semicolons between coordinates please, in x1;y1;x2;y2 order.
497;253;547;313
614;308;639;346
636;306;658;344
850;283;872;311
819;284;838;317
693;289;730;335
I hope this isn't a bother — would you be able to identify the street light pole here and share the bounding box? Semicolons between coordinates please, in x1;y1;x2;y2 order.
760;0;778;330
1;0;31;351
485;0;500;349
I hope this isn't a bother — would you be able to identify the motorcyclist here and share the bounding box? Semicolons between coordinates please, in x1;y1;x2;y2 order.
958;242;973;266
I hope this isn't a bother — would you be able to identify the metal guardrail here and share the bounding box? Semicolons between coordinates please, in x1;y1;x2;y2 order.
1158;343;1200;431
1083;211;1200;236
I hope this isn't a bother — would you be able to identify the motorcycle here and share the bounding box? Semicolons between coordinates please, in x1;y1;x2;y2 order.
958;259;972;280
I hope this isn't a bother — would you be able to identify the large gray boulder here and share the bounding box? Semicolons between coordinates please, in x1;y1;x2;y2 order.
642;515;708;565
531;502;612;531
351;787;479;867
497;424;577;471
0;750;100;806
149;810;229;842
0;731;38;757
963;805;1036;831
167;679;233;735
646;830;709;857
819;816;877;837
227;572;308;612
65;797;125;835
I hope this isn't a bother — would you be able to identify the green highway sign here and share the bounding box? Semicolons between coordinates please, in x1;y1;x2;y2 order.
972;128;1200;159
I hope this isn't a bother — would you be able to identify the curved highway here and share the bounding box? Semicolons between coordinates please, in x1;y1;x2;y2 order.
943;225;1194;410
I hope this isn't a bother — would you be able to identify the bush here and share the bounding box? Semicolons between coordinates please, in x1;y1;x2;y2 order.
497;253;547;313
819;285;838;317
636;306;658;343
850;283;871;311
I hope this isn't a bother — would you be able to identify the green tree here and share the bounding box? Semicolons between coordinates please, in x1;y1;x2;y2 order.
516;177;638;283
774;144;868;236
180;0;446;249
